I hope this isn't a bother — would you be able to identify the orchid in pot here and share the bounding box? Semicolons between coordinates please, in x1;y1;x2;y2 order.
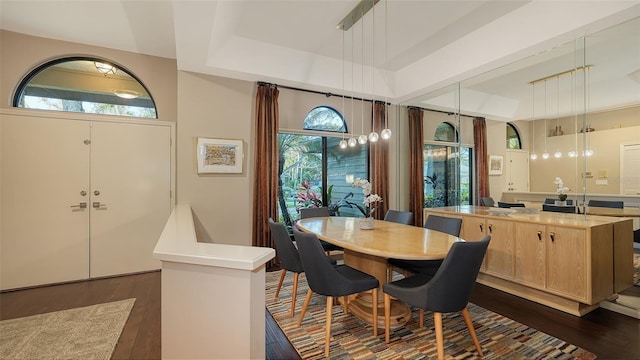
554;177;570;202
347;178;383;229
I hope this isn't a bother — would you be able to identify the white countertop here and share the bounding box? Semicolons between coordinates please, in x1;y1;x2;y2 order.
153;204;274;271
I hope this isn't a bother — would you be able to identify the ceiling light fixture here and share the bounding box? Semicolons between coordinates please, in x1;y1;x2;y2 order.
530;82;537;160
368;2;379;143
553;76;562;159
339;30;348;149
94;61;116;75
358;8;368;146
380;0;391;140
542;80;549;160
348;26;357;148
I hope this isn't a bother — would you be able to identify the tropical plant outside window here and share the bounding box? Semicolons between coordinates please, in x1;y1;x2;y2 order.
424;121;471;208
13;57;157;119
278;106;367;229
506;123;522;149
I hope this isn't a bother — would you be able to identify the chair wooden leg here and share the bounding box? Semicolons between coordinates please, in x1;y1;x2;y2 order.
290;272;299;317
419;309;424;328
434;312;444;360
387;265;393;282
343;296;348;314
275;269;286;300
384;294;391;343
372;289;378;337
462;307;483;356
297;289;313;327
325;296;333;358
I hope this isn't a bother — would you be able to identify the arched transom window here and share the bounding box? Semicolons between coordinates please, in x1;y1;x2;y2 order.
13;57;157;119
434;122;458;142
303;106;347;133
506;123;522;149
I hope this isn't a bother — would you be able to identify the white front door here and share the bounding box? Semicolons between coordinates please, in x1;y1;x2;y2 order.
1;115;90;290
505;150;530;192
89;121;171;277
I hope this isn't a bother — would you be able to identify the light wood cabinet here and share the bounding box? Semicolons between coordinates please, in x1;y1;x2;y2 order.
424;206;630;316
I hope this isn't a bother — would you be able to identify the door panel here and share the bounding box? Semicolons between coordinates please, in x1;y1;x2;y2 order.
1;116;90;290
505;150;529;192
89;121;171;277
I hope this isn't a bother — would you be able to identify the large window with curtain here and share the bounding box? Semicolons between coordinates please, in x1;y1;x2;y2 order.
277;106;368;228
424;121;472;207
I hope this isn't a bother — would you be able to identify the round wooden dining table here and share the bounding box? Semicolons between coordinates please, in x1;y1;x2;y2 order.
296;216;463;329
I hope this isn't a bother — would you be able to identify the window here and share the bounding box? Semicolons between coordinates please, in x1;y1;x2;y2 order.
423;145;472;208
278;107;367;228
14;57;157;118
303;106;347;132
434;122;458;142
506;123;522;149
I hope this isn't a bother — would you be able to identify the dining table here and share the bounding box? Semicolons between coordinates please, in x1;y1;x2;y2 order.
296;216;463;329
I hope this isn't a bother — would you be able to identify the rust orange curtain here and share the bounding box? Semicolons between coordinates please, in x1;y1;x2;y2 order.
408;107;424;227
252;84;279;263
473;117;490;203
370;101;389;220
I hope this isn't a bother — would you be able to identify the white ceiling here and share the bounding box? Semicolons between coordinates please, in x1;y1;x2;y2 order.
1;0;639;121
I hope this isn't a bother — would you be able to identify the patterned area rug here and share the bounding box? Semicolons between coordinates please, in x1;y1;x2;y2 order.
634;253;640;286
0;298;135;360
266;271;596;360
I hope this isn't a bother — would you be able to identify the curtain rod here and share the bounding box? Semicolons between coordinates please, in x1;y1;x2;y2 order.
257;81;389;105
408;105;481;120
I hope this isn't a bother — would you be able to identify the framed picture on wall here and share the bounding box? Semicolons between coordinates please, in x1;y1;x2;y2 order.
196;137;244;174
488;155;503;175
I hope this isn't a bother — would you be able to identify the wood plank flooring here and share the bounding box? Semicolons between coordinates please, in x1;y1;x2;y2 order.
2;270;639;360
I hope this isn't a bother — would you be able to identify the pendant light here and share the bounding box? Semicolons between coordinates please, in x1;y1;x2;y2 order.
530;82;538;160
553;75;562;158
368;2;379;143
542;80;550;159
568;72;578;158
348;26;357;148
339;30;348;149
358;9;368;146
380;0;392;140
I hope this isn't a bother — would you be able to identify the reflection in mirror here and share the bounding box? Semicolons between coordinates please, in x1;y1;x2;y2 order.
14;57;157;119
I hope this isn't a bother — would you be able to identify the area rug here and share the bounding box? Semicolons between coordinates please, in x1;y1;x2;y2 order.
0;298;135;360
266;271;596;359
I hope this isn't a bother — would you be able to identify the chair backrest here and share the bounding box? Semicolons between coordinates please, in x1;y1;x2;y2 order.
588;200;624;209
424;214;462;237
421;236;490;313
542;204;577;213
384;210;414;225
497;201;525;208
544;198;573;205
292;227;348;296
299;207;330;219
268;218;304;273
480;197;495;207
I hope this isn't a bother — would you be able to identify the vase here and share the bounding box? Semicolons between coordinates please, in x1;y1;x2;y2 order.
555;200;567;206
359;217;374;230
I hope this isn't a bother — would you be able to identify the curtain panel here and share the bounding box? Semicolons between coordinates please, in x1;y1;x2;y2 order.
408;107;424;227
252;84;280;266
370;101;389;220
473;117;489;204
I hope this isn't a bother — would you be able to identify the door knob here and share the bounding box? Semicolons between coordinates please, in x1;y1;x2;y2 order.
70;202;87;209
94;190;100;196
92;202;107;209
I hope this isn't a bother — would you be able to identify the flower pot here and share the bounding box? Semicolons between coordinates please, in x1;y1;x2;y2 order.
359;217;374;230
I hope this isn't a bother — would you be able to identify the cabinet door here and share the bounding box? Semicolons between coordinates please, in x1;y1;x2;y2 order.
89;122;171;278
514;223;546;288
545;226;587;301
1;116;90;290
460;216;487;241
483;218;515;279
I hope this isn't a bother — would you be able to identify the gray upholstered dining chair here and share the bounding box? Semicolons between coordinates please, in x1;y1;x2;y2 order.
383;209;414;225
497;201;525;208
544;198;573;205
299;207;343;254
480;197;495;207
383;236;491;360
386;214;462;281
293;227;379;358
542;204;577;213
588;200;624;209
268;218;305;317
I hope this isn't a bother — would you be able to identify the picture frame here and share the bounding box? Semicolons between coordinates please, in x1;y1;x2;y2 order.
488;155;503;175
196;137;244;174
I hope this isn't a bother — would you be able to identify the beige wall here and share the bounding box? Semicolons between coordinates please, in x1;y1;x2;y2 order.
0;30;177;122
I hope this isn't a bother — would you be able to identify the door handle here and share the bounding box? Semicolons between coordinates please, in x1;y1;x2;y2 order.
92;202;107;209
70;202;87;209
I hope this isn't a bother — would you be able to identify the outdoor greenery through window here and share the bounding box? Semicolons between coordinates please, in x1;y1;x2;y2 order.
278;107;367;229
423;145;472;208
14;57;157;118
434;122;458;142
506;123;522;149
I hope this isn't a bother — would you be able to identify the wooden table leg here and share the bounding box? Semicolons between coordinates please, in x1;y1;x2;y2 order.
343;250;411;329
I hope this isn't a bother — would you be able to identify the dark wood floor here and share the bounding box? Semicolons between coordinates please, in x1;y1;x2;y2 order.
2;270;639;360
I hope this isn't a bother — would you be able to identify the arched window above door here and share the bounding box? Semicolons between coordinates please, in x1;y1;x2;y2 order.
13;57;157;119
434;122;458;142
506;123;522;149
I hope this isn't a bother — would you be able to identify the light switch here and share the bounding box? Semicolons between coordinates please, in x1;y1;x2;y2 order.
595;179;608;185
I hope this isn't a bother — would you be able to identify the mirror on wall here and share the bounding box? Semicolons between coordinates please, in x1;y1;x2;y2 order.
402;16;640;206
